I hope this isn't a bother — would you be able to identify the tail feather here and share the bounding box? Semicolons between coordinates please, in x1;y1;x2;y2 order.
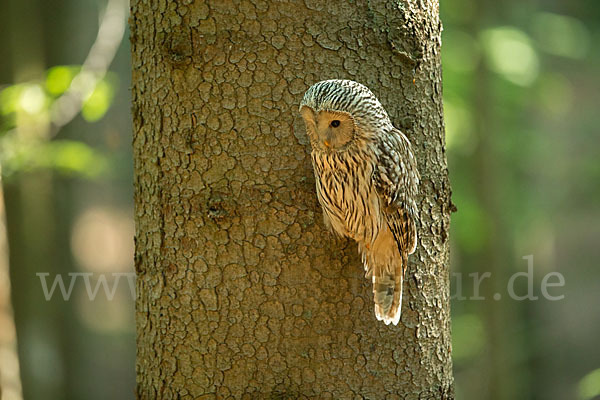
372;255;404;326
360;227;406;326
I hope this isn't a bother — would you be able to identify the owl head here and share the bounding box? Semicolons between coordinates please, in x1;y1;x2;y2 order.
299;79;391;151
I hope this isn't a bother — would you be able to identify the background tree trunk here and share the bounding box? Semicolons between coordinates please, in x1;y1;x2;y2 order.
131;0;453;398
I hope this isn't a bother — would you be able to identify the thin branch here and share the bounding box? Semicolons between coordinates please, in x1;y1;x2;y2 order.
49;0;128;135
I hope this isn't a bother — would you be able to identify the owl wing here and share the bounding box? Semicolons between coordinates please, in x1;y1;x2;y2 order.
373;128;419;255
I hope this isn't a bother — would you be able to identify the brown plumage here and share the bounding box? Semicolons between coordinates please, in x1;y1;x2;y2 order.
299;80;419;325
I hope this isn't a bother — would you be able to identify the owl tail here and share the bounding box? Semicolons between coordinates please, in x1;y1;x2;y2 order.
360;230;406;326
372;254;405;326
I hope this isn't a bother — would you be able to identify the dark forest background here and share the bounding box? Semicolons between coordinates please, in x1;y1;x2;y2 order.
0;0;598;399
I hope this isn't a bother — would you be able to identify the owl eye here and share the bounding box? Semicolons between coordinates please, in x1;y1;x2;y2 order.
330;120;341;128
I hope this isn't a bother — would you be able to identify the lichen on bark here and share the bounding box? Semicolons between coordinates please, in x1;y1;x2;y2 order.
131;0;453;398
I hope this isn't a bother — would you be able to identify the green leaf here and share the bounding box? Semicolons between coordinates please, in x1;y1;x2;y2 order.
0;136;108;179
0;84;24;115
46;65;80;96
40;140;108;177
579;368;600;400
81;75;117;122
481;27;539;86
532;12;590;59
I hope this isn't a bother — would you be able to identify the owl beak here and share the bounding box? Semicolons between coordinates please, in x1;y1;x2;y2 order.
323;140;331;148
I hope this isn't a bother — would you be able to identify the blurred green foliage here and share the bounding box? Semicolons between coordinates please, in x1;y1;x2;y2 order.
0;0;133;399
579;368;600;400
442;0;599;398
452;313;486;362
0;65;115;178
82;76;118;122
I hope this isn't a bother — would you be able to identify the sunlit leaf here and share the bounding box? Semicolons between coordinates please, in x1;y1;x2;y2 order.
533;12;590;59
481;27;539;86
46;65;80;96
0;135;108;179
19;84;47;115
81;75;117;122
40;140;108;177
579;368;600;400
0;84;24;115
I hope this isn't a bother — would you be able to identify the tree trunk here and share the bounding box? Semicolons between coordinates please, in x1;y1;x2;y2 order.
131;0;453;398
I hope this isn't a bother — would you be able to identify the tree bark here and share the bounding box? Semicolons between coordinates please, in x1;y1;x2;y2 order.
131;0;453;398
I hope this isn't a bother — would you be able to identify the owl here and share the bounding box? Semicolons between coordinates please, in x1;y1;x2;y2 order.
299;79;419;326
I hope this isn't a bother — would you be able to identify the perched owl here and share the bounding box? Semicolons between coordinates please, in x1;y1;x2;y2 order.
299;79;419;326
